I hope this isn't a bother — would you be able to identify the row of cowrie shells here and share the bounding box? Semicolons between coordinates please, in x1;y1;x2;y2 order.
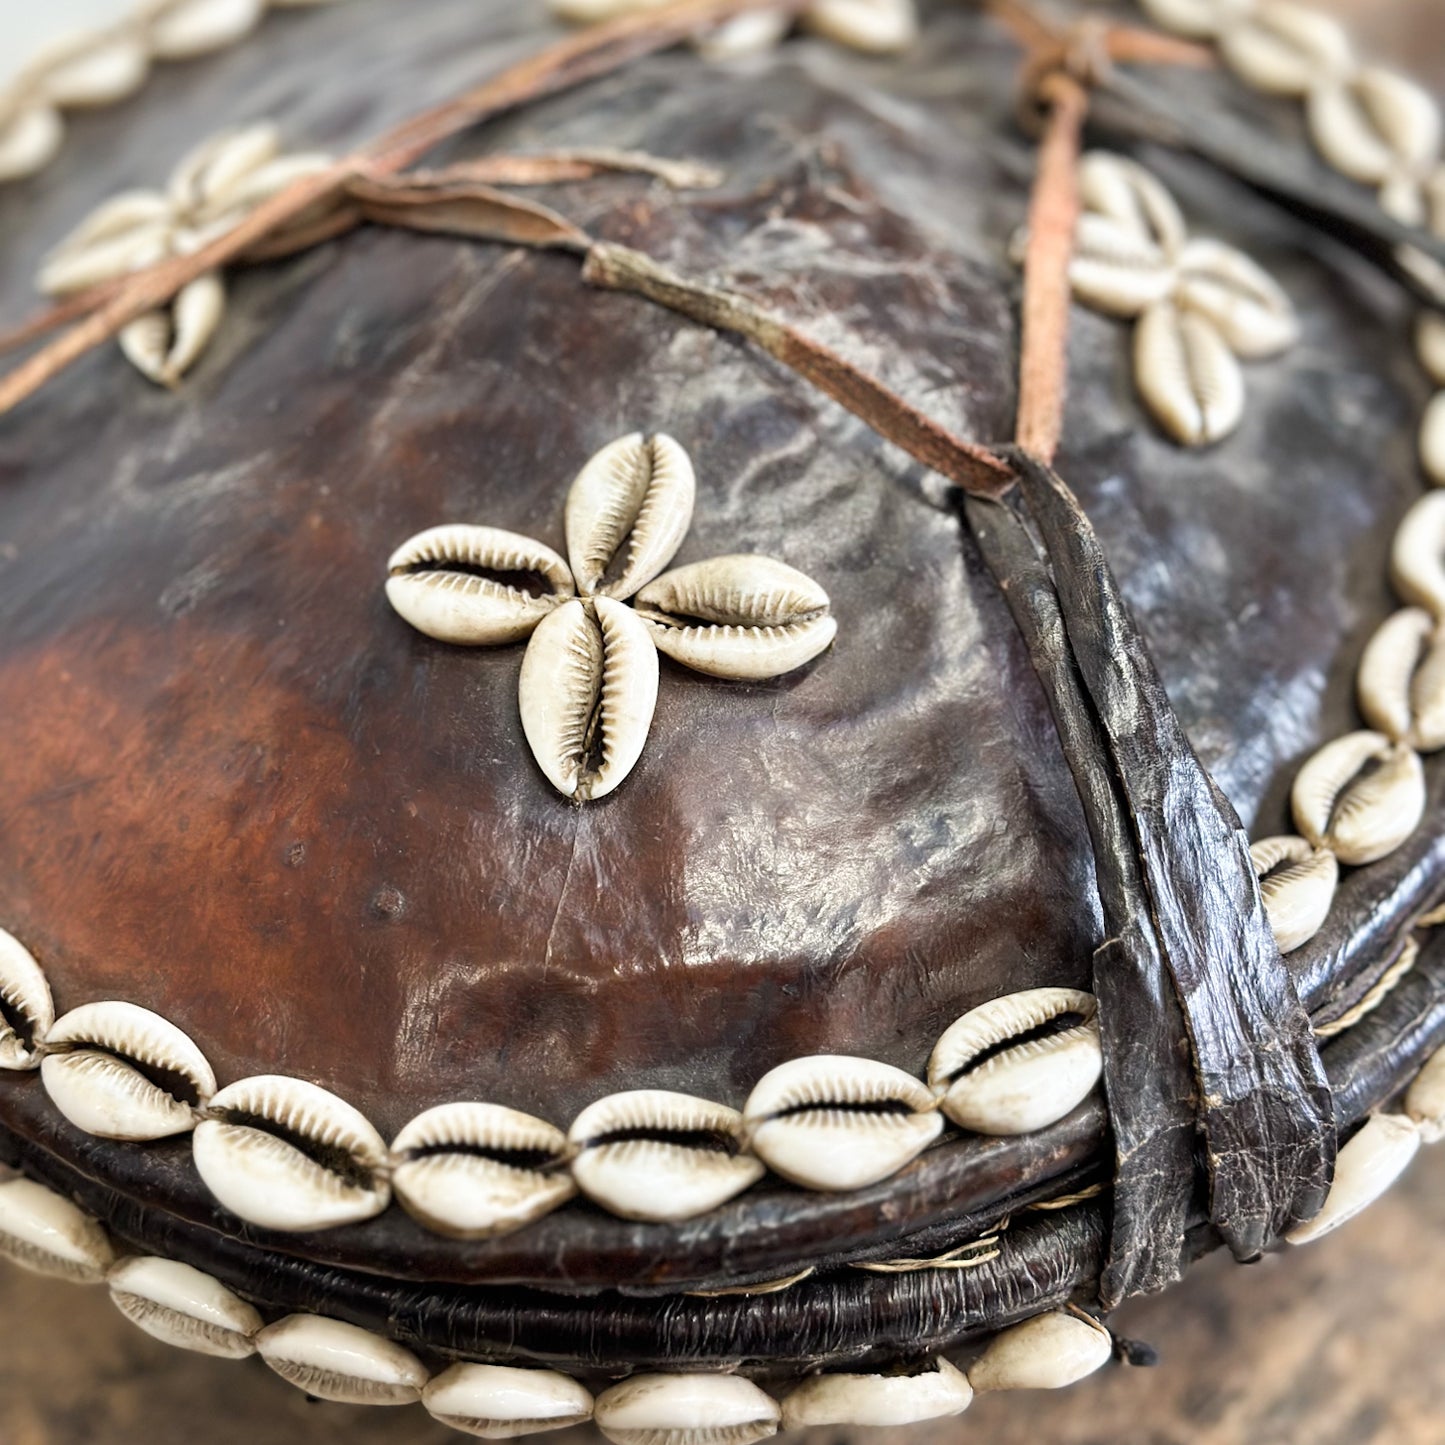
6;1060;1445;1434
0;1172;1116;1431
0;929;1104;1237
0;0;346;185
1136;0;1445;483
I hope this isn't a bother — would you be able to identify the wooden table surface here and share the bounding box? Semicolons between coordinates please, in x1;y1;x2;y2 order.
5;1143;1445;1445
5;2;1443;1444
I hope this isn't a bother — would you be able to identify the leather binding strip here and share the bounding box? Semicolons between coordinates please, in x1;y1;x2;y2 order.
966;452;1336;1307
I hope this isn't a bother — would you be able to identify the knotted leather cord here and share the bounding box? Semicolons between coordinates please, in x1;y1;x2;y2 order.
969;63;1337;1307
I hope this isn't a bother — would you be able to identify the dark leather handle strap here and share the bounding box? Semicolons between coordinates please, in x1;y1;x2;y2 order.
966;453;1336;1307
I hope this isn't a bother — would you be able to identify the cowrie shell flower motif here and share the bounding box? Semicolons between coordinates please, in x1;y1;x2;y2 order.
35;121;331;386
1066;151;1298;446
386;433;837;802
546;0;917;59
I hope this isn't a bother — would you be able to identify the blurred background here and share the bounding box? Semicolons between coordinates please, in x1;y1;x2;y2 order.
2;2;1443;1444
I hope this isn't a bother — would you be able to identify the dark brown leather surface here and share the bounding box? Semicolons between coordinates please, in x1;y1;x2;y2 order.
0;0;1429;1282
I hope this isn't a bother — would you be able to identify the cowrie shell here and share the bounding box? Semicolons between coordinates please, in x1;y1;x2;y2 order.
1405;1046;1445;1143
0;927;53;1070
1219;2;1353;97
594;1373;781;1445
193;1074;391;1231
1422;393;1445;488
568;1089;764;1221
1392;490;1445;616
118;271;226;386
386;525;575;646
0;1177;113;1283
743;1056;943;1192
547;0;668;22
1175;238;1297;359
168;121;280;216
144;0;267;61
1357;607;1445;752
518;596;659;801
635;554;836;680
565;433;695;600
1415;312;1445;388
255;1314;429;1405
1308;69;1442;188
1250;836;1338;954
107;1256;262;1358
803;0;919;54
1068;214;1177;319
0;105;64;182
1078;152;1187;259
1134;301;1244;446
390;1102;576;1239
423;1362;595;1438
1138;0;1255;41
695;11;792;60
968;1311;1113;1391
32;33;151;109
41;1000;215;1140
927;988;1102;1136
1290;731;1425;867
781;1359;973;1429
1287;1113;1420;1244
38;207;173;295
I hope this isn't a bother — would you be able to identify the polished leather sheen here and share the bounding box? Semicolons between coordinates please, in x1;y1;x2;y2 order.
0;0;1430;1293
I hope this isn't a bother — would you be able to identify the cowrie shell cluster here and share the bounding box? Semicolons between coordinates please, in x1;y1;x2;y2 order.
927;988;1103;1136
546;0;918;58
1064;152;1297;446
0;1;348;184
193;1073;392;1231
386;433;835;802
35;121;331;385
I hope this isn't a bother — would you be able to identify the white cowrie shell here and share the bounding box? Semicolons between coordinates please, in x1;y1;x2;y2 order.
1290;731;1426;866
41;1001;215;1140
928;989;1102;1136
695;11;792;60
168;121;280;215
967;1312;1113;1391
518;596;659;801
568;1090;764;1221
565;433;695;600
548;0;671;22
1287;1113;1421;1244
386;526;575;646
1134;302;1244;446
1358;607;1445;752
145;0;267;61
390;1102;577;1239
32;32;151;108
193;1074;391;1231
1393;490;1445;616
1249;836;1338;954
423;1362;595;1438
0;105;64;182
1068;214;1177;319
1309;70;1443;187
37;212;173;296
594;1374;781;1445
255;1315;429;1405
0;1178;113;1283
201;151;334;221
1418;313;1445;388
1175;238;1298;359
803;0;919;55
1078;152;1187;259
743;1056;943;1192
1405;1046;1445;1144
1422;392;1445;488
1219;2;1353;97
1138;0;1255;41
635;555;836;680
0;927;53;1070
780;1359;973;1429
107;1256;262;1358
118;271;226;386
